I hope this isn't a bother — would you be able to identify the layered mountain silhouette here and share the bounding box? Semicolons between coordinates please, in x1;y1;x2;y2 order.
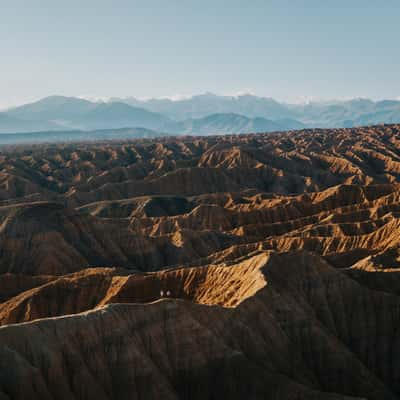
116;93;400;127
73;102;170;130
2;96;170;133
2;94;400;138
115;92;292;120
0;111;60;133
6;95;98;122
2;125;400;398
162;113;305;135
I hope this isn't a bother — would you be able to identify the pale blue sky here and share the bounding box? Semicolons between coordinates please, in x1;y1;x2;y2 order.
1;0;399;108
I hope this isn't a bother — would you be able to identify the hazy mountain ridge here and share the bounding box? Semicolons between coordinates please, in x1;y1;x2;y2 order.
6;95;98;122
113;92;292;120
162;113;305;135
0;112;61;133
116;93;400;128
2;94;400;139
2;97;171;133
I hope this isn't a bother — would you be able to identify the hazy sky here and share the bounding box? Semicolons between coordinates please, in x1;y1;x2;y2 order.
1;0;399;108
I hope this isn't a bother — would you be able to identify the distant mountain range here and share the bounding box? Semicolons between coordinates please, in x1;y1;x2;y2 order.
0;112;60;133
113;93;400;127
1;94;400;140
4;97;170;132
113;92;291;120
162;113;305;135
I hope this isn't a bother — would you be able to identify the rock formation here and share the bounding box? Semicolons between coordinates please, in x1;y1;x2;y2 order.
2;125;400;398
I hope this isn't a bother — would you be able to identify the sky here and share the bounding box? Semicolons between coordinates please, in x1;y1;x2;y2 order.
1;0;399;109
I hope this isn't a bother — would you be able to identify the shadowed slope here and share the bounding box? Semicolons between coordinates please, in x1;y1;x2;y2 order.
0;251;398;399
2;126;400;399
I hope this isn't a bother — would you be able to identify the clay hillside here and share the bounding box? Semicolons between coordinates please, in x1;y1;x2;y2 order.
3;124;400;399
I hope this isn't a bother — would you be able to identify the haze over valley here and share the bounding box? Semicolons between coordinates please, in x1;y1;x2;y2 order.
1;94;400;142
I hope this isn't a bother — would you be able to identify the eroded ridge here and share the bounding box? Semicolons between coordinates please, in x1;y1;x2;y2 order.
1;251;400;399
0;253;269;325
3;126;400;398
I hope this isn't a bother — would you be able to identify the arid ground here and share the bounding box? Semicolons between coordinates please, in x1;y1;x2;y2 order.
2;125;400;399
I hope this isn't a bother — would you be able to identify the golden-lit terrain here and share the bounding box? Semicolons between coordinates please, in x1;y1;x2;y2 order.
2;125;400;399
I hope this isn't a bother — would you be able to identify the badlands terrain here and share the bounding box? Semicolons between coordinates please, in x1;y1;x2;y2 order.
2;124;400;398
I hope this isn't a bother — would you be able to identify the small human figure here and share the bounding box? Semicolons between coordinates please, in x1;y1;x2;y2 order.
160;290;164;297
166;290;171;297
